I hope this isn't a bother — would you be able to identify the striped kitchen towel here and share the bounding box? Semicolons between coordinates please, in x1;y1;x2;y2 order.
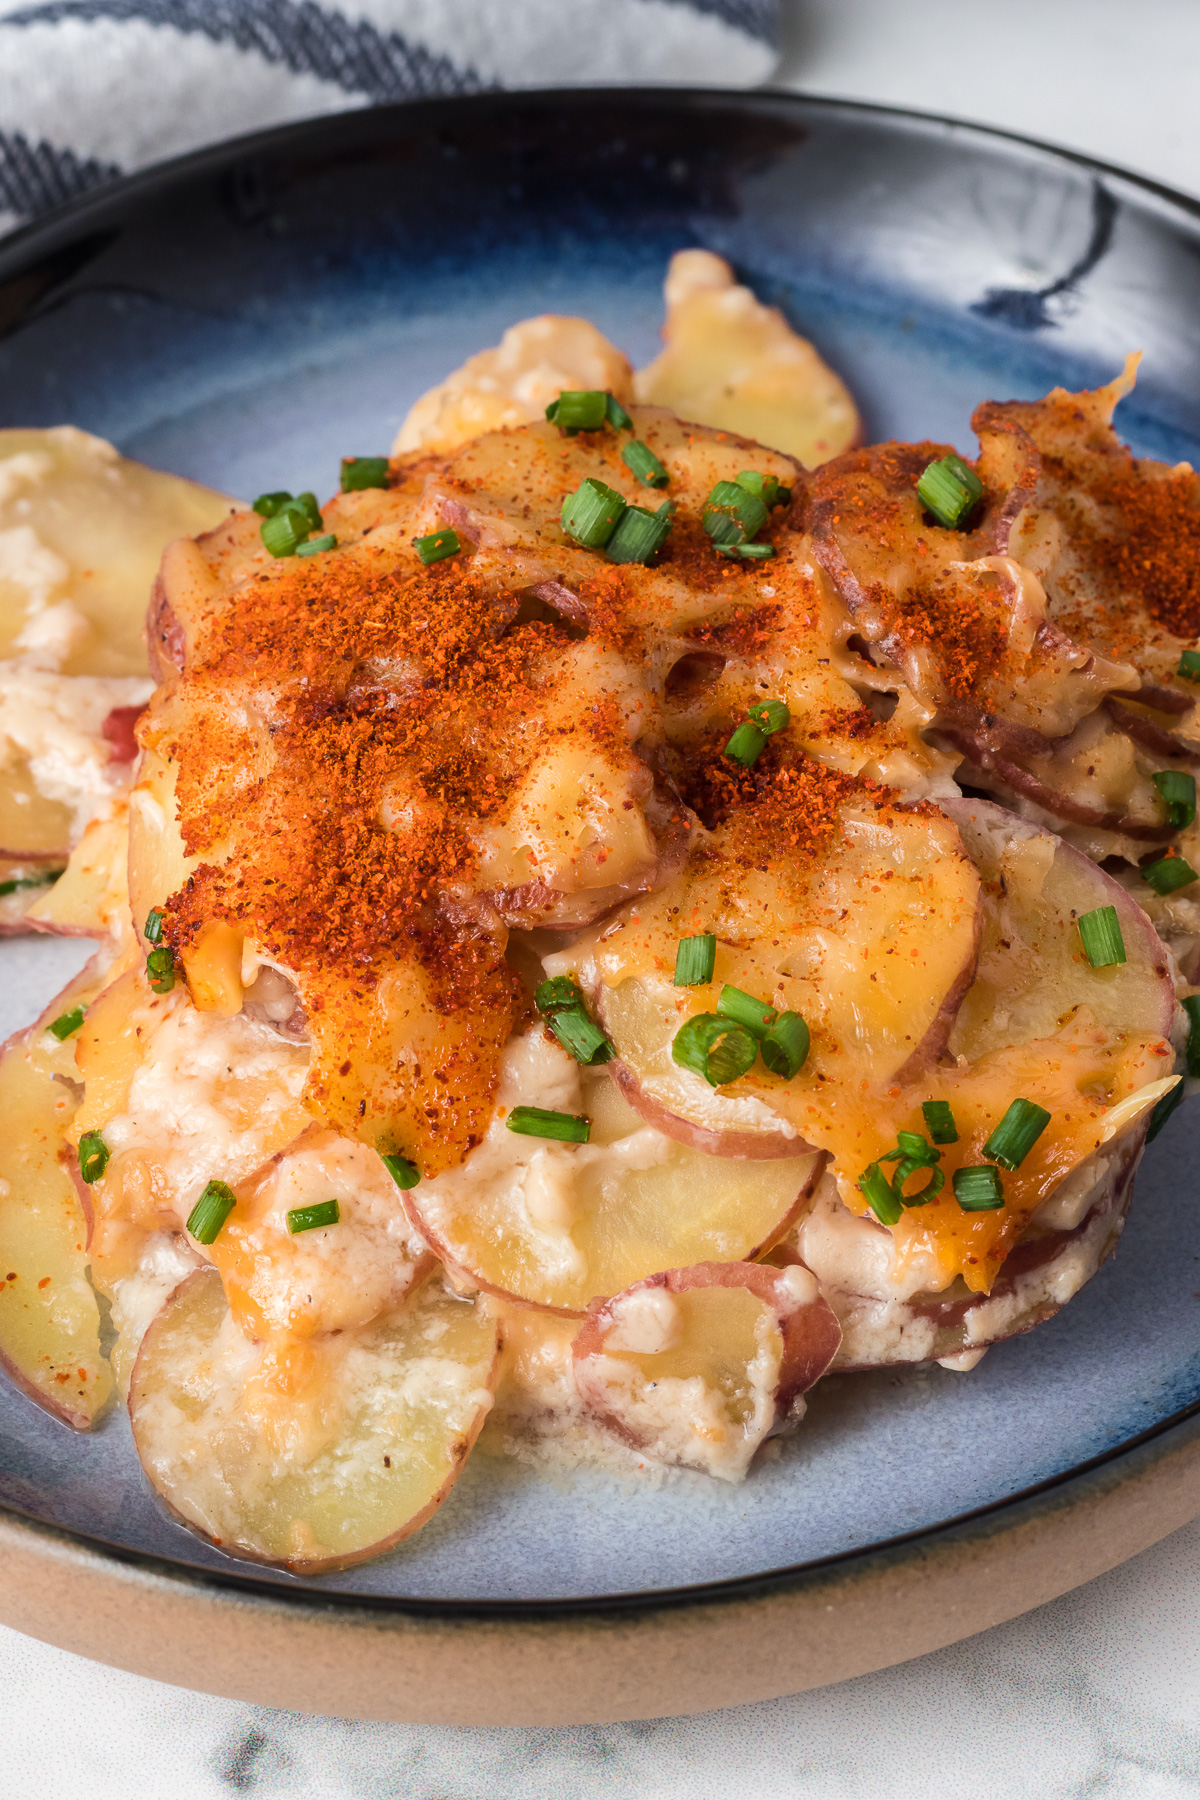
0;0;781;235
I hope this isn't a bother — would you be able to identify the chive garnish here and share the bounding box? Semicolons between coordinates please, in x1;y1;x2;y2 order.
1142;854;1199;896
606;502;672;565
296;533;337;557
875;1131;945;1206
547;1006;613;1066
340;456;390;492
953;1165;1005;1211
983;1098;1051;1171
561;478;626;549
1152;770;1196;830
671;1014;758;1088
146;946;176;995
621;441;669;488
917;454;984;529
0;867;63;899
414;527;461;566
760;1012;810;1079
1184;994;1200;1078
702;480;768;548
1077;905;1126;967
716;542;776;560
717;984;776;1036
1147;1079;1185;1143
144;907;165;944
724;720;767;768
535;976;584;1014
77;1131;110;1185
187;1179;237;1245
748;698;790;736
261;511;305;558
674;934;716;987
859;1161;902;1226
287;1198;340;1233
506;1106;591;1143
1177;650;1200;682
921;1100;958;1145
382;1152;420;1190
735;471;780;506
605;394;633;431
252;491;292;519
546;390;608;433
47;1005;85;1042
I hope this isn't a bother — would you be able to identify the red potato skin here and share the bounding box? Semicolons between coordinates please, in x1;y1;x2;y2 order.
608;1057;819;1160
146;571;186;681
401;1156;828;1319
572;1260;843;1453
941;727;1174;842
1104;698;1200;766
101;704;147;765
127;1267;501;1575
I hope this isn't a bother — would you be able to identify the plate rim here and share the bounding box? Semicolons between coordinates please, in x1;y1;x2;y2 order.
1;84;1199;1623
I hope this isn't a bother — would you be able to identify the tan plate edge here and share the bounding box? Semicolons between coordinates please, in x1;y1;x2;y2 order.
2;1408;1199;1726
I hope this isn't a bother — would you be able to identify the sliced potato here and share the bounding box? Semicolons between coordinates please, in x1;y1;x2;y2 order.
26;801;132;939
405;1031;822;1314
394;315;634;456
0;960;118;1428
0;427;232;678
129;1268;498;1571
634;250;860;467
572;1260;841;1479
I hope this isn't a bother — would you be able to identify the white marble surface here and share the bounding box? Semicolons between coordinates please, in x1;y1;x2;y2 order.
8;1;1200;1791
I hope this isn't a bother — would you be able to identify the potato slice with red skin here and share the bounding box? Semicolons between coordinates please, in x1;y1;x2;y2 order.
570;800;981;1157
0;957;119;1428
403;1031;823;1314
26;801;132;939
572;1260;841;1479
129;1268;499;1572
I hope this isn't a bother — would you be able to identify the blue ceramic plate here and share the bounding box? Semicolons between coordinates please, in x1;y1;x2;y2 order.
1;91;1198;1610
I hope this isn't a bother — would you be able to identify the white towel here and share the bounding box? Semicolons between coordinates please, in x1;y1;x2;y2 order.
0;0;780;236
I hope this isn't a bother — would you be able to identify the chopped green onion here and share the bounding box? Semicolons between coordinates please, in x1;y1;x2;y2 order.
283;492;322;532
702;480;768;547
561;478;626;549
890;1130;940;1164
77;1131;110;1185
921;1100;958;1144
1142;854;1199;896
747;698;790;736
717;984;776;1036
724;720;767;767
1152;770;1196;830
0;868;63;899
144;907;165;944
1146;1078;1185;1143
735;471;780;507
760;1012;810;1079
546;390;608;432
1183;994;1200;1078
606;502;672;565
1078;905;1126;967
146;946;176;994
261;510;306;558
187;1179;236;1244
296;533;337;557
716;541;776;560
414;527;461;566
983;1098;1051;1171
953;1165;1005;1211
340;456;390;492
671;1014;758;1087
888;1157;945;1206
287;1198;340;1233
506;1106;591;1143
535;976;584;1014
674;934;716;986
1177;650;1200;682
859;1161;902;1226
548;1005;613;1065
47;1005;85;1042
605;394;633;431
382;1152;420;1190
252;490;292;518
621;440;669;488
917;453;984;529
